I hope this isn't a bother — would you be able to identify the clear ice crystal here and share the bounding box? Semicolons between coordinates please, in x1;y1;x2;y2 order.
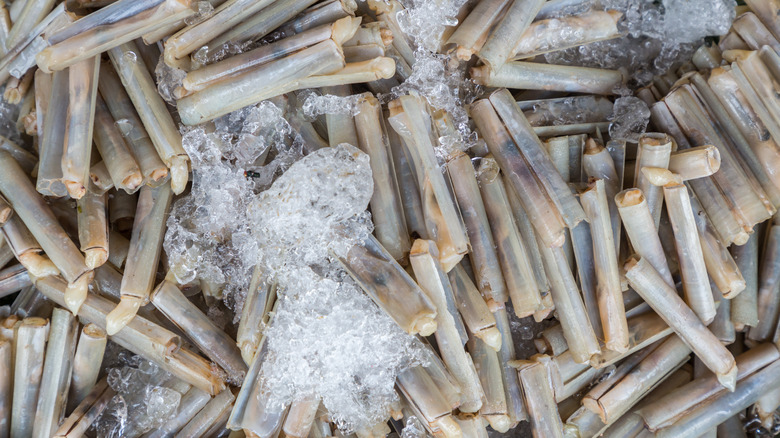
249;144;426;432
95;352;178;437
145;387;182;425
95;395;128;438
301;91;363;119
184;1;215;26
401;416;428;438
524;96;614;126
154;56;187;106
608;96;650;142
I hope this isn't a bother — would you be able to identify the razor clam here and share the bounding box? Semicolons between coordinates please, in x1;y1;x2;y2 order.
61;56;99;200
236;265;275;365
410;239;483;413
656;179;716;323
396;365;462;438
476;0;545;69
10;317;48;438
0;338;9;437
0;264;30;299
178;388;236;437
511;10;624;60
445;0;510;61
36;68;68;197
0;151;93;312
537;237;600;364
580;179;629;353
279;0;357;37
108;41;189;194
67;323;107;413
489;89;587;229
624;256;737;390
6;0;57;50
734;12;780;54
745;0;780;41
151;280;248;381
106;183;172;335
93;94;143;193
180;17;360;95
355;92;410;262
77;186;109;270
177;39;346;125
36;0;195;72
339;235;437;336
667;145;721;180
749;224;780;342
635;133;673;228
493;308;528;424
1;216;58;279
688;193;746;298
467;334;510;432
283;397;320;438
514;358;564;438
387;95;468;269
32;308;78;438
615;188;674;287
198;0;323;60
448;152;507;310
731;231;760;331
476;157;542;317
97;61;169;186
472;62;624;95
54;378;114;438
470;99;565;248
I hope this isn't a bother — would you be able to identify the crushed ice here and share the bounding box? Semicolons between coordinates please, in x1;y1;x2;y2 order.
249;144;427;432
93;348;181;437
546;0;736;85
608;96;651;142
165;107;427;432
164;100;303;315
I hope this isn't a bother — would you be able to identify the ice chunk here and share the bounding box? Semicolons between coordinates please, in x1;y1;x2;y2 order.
401;416;428;438
523;96;615;126
608;96;650;142
661;0;734;44
155;57;187;105
145;387;182;427
184;1;215;26
95;350;177;437
301;91;362;119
